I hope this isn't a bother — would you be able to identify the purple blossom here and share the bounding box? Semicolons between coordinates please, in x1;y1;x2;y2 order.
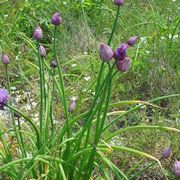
99;44;113;61
39;45;46;57
68;100;77;113
127;36;138;46
173;161;180;177
114;43;129;61
0;89;9;110
114;0;124;6
161;147;171;159
1;53;10;65
51;13;62;26
116;57;132;72
51;60;57;68
33;26;43;40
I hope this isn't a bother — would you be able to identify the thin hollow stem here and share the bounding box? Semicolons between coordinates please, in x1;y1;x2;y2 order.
53;26;71;167
5;65;25;157
103;94;180;132
78;62;115;177
53;26;70;137
50;68;55;138
83;6;121;147
41;57;47;110
0;127;12;162
129;161;157;180
17;117;27;157
85;69;113;179
83;62;105;148
6;104;41;150
37;41;44;141
71;5;122;156
108;6;120;46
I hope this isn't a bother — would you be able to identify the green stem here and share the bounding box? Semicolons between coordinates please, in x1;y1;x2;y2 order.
85;67;113;179
44;88;51;144
71;72;109;154
108;6;120;46
17;117;27;157
41;57;46;110
80;3;120;146
5;65;25;157
6;104;41;150
106;125;180;141
129;161;156;180
53;26;71;168
83;5;121;145
53;26;70;137
70;5;122;161
37;41;44;141
103;94;180;132
0;127;12;162
50;68;55;138
83;62;105;147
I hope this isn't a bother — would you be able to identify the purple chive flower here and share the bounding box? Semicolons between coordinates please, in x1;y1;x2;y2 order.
51;60;57;68
39;45;46;57
116;57;132;72
0;89;9;110
114;43;129;61
173;161;180;177
127;36;138;46
51;13;62;26
99;43;113;61
1;53;10;65
33;26;43;40
161;147;171;159
114;0;124;6
68;99;77;113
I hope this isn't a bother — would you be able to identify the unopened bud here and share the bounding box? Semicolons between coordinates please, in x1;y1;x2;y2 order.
99;43;113;61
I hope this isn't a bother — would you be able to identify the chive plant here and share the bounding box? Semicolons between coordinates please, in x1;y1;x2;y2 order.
0;1;180;179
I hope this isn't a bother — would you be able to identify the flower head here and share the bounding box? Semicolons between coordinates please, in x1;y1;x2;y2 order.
51;60;57;68
114;0;124;6
173;161;180;177
116;57;131;72
99;44;113;61
51;13;62;26
114;43;129;61
33;26;43;40
0;89;9;110
68;99;77;113
127;36;138;46
161;147;171;159
1;53;10;65
39;45;46;57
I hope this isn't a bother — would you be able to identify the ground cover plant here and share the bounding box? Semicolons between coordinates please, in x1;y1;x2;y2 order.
0;0;180;179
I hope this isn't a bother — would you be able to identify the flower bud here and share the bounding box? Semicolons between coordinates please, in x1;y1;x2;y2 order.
33;26;43;40
1;53;10;65
51;60;57;68
173;161;180;177
114;43;129;61
51;13;62;26
0;89;9;110
127;36;138;46
116;57;131;72
68;100;77;113
99;44;113;61
161;147;171;159
39;45;46;57
114;0;124;6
